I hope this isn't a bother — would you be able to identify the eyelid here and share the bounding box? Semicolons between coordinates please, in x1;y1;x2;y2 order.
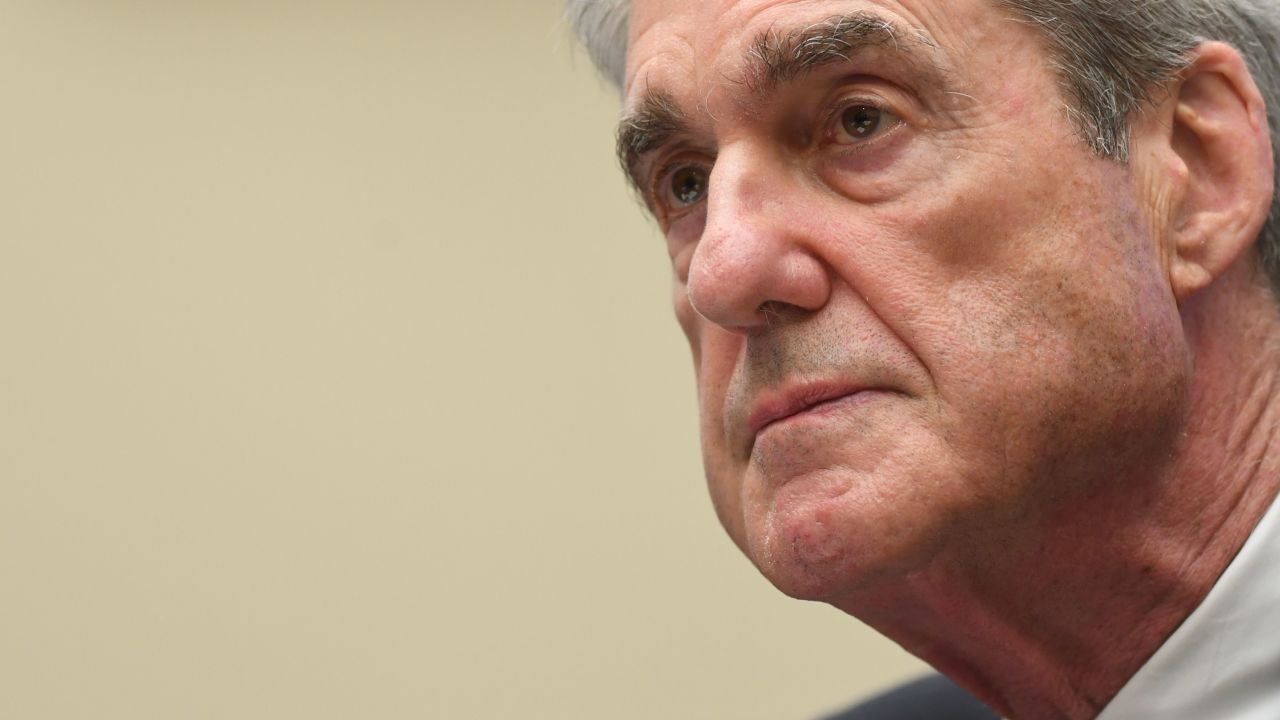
822;94;903;145
643;87;906;223
648;154;712;223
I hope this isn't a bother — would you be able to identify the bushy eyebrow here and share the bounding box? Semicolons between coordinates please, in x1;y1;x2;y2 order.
616;90;687;195
744;13;924;93
615;12;941;194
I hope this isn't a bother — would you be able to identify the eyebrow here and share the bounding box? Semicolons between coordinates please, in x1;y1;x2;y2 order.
616;12;939;193
616;90;687;193
745;13;925;93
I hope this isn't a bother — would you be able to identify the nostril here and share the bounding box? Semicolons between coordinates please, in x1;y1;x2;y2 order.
757;301;807;326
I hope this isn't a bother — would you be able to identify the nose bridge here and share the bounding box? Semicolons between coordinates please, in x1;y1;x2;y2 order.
704;142;779;241
687;142;830;330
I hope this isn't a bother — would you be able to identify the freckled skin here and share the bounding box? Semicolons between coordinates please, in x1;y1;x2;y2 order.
626;1;1280;718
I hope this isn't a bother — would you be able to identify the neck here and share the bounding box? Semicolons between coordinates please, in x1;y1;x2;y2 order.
835;266;1280;720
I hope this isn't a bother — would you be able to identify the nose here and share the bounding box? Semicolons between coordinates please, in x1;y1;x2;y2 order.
685;147;832;331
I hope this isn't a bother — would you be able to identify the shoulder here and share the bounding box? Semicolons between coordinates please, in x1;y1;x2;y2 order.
819;674;999;720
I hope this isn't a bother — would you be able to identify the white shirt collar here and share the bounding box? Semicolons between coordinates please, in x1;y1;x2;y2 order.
1097;495;1280;720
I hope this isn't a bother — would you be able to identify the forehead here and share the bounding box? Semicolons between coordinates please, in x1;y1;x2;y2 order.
624;0;1013;105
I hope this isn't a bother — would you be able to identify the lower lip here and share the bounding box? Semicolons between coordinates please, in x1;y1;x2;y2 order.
756;390;886;438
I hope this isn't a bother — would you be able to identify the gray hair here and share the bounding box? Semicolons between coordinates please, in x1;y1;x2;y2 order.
565;0;1280;293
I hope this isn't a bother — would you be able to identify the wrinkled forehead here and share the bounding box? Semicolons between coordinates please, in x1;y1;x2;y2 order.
623;0;997;107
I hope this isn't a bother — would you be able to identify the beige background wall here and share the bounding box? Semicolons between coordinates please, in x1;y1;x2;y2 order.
0;2;926;718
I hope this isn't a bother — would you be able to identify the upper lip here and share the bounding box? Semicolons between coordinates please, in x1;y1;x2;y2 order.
746;380;876;440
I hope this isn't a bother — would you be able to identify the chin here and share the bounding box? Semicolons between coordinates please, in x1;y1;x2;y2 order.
742;477;948;602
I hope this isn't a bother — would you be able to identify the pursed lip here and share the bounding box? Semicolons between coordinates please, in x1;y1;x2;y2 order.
746;380;880;442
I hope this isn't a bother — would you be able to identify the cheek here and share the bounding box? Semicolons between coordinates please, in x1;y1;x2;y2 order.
673;278;700;362
819;135;1187;503
684;318;752;545
855;132;1147;363
911;166;1186;500
692;326;742;452
673;266;743;510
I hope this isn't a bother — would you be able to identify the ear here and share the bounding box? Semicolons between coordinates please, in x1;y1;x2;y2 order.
1164;41;1275;302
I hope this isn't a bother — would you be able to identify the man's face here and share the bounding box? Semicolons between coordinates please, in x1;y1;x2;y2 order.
622;0;1190;600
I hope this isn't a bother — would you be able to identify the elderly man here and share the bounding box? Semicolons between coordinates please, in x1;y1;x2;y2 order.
568;1;1280;718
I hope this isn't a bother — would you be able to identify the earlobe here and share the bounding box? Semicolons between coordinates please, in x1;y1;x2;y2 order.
1165;41;1275;302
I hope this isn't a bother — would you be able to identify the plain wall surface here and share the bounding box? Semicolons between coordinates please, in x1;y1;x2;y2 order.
0;2;927;717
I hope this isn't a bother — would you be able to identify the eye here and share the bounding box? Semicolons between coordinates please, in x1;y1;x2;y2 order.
664;165;709;208
834;104;898;144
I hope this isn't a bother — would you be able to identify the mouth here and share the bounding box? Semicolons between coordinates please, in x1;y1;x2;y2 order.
746;381;883;442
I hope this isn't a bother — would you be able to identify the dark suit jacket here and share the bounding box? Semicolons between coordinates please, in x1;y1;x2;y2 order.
820;674;999;720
